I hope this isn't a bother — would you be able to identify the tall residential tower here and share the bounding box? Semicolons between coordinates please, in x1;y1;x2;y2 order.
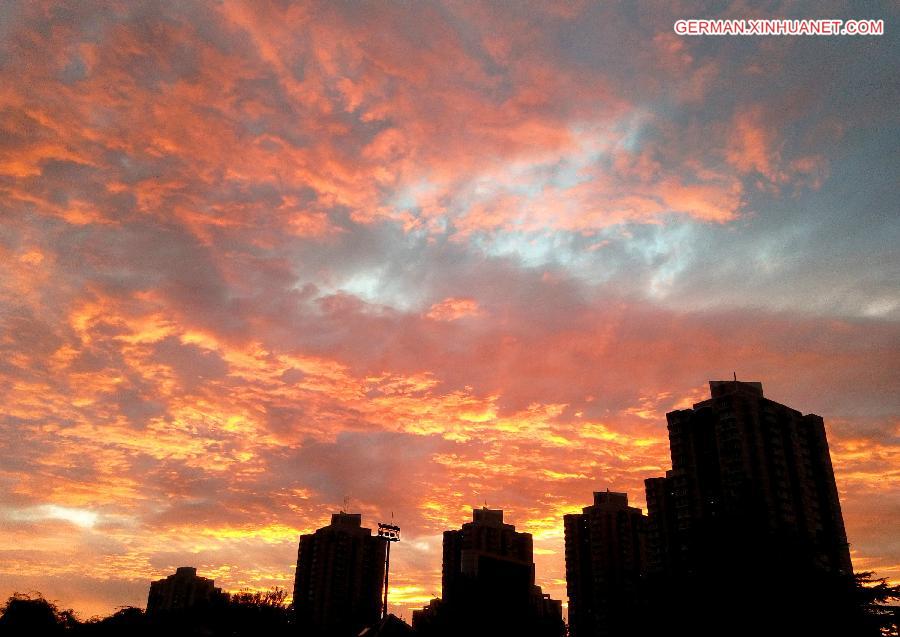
146;566;224;615
413;508;564;637
564;491;647;637
293;512;386;636
642;380;854;635
645;380;851;578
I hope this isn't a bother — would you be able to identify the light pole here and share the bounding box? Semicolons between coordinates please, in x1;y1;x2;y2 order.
377;522;400;619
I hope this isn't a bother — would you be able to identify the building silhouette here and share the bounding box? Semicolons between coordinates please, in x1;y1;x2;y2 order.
643;379;855;634
293;512;386;637
412;507;564;637
645;380;851;578
146;566;224;615
564;491;646;637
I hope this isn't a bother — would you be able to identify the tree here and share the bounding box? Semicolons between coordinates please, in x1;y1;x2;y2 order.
855;572;900;636
228;587;288;608
221;587;292;636
0;592;77;635
81;606;149;637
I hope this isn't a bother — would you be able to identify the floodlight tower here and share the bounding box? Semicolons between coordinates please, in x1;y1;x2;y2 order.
377;521;401;619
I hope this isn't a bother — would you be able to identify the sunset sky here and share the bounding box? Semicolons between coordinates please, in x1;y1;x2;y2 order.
1;0;898;621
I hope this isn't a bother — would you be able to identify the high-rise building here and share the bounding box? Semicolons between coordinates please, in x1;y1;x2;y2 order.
146;566;224;615
645;380;851;578
441;507;534;608
643;476;677;579
642;380;855;634
413;508;564;637
293;512;386;636
564;491;647;637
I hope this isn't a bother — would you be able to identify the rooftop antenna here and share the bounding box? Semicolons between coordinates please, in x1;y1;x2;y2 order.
342;495;350;513
733;371;738;381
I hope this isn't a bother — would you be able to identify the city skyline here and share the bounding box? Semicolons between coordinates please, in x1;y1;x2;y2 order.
1;0;898;622
2;380;891;625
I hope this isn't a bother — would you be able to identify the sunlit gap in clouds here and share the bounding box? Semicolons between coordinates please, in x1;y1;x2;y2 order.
4;504;100;529
469;220;700;301
339;268;404;308
374;114;677;294
635;222;697;300
387;115;646;230
863;297;900;318
302;260;429;313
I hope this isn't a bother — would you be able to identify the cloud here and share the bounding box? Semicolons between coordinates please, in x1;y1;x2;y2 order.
426;298;481;321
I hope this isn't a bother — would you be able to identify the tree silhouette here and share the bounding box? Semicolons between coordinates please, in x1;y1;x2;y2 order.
141;586;292;637
229;587;288;608
221;587;292;635
0;592;77;635
4;575;894;637
855;572;900;636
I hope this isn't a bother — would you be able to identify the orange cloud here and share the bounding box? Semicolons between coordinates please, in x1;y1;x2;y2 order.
426;298;482;321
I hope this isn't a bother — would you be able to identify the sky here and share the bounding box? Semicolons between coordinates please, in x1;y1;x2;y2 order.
0;0;898;621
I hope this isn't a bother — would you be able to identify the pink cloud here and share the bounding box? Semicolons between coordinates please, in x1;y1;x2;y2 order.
426;298;482;321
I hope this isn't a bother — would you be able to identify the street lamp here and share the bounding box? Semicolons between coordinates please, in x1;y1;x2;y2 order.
377;522;401;619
